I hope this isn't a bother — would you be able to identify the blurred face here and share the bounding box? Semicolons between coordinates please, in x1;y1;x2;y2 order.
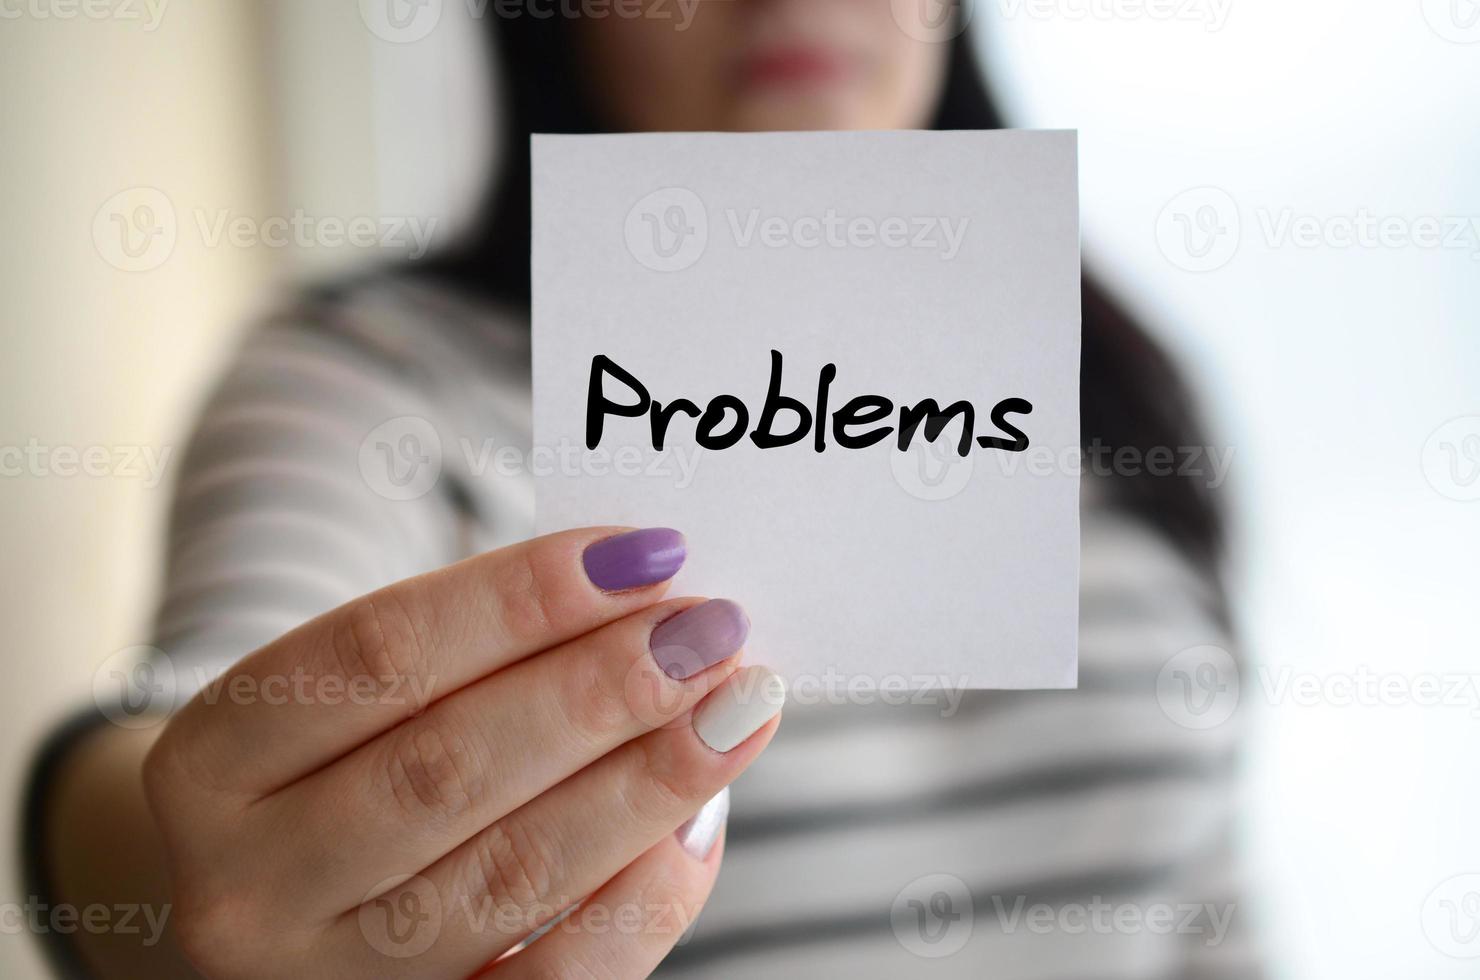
573;0;953;132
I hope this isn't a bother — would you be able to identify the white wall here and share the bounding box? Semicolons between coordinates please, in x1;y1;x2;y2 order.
0;4;488;975
977;2;1480;977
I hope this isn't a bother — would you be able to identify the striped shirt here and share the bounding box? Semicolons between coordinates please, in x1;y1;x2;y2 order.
153;276;1258;979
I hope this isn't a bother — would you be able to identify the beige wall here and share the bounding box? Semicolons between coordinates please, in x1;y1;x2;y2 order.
0;5;273;975
0;3;485;971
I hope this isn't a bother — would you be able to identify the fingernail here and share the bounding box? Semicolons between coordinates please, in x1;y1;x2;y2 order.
693;666;787;753
651;599;749;680
676;787;729;861
583;528;686;592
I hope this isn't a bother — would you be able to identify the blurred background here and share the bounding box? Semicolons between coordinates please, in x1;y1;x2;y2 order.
2;1;1477;977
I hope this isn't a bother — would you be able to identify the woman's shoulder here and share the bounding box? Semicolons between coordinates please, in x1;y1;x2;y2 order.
1082;476;1229;631
240;269;531;389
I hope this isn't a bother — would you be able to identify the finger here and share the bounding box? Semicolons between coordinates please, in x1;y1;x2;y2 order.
331;666;785;978
154;526;686;798
489;825;726;979
260;597;749;912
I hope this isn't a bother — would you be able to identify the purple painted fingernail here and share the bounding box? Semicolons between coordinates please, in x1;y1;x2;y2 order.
650;599;749;680
677;787;729;861
583;528;686;592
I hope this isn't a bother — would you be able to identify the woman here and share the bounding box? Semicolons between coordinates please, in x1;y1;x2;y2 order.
29;3;1255;977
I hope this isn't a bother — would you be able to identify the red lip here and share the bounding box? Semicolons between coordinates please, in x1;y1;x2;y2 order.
737;46;851;88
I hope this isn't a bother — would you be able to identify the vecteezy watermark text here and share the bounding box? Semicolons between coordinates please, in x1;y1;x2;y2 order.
991;895;1236;945
358;875;700;959
724;208;969;260
1156;645;1480;731
1;899;171;947
1157;186;1480;272
625;187;970;272
93;646;440;728
0;439;171;488
890;872;1237;960
0;0;168;29
894;437;1235;503
358;417;706;502
358;0;701;44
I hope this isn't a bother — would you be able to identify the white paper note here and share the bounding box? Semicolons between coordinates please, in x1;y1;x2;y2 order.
533;130;1080;690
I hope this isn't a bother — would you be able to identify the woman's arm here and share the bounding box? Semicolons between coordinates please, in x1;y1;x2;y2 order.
37;723;198;978
32;295;762;978
34;301;465;974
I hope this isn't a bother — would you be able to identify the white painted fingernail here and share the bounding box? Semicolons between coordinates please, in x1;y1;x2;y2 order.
676;787;729;860
693;666;786;753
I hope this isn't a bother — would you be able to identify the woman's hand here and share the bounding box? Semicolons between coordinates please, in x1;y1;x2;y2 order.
141;527;784;979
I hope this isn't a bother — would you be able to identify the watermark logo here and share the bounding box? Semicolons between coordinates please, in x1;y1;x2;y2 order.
93;646;177;728
626;187;708;272
1156;187;1241;272
1422;874;1480;958
622;649;711;730
360;416;443;501
1421;0;1480;43
360;875;443;958
1156;645;1240;730
1422;417;1480;502
891;0;975;43
359;0;443;43
93;187;177;273
892;873;974;958
892;434;975;501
